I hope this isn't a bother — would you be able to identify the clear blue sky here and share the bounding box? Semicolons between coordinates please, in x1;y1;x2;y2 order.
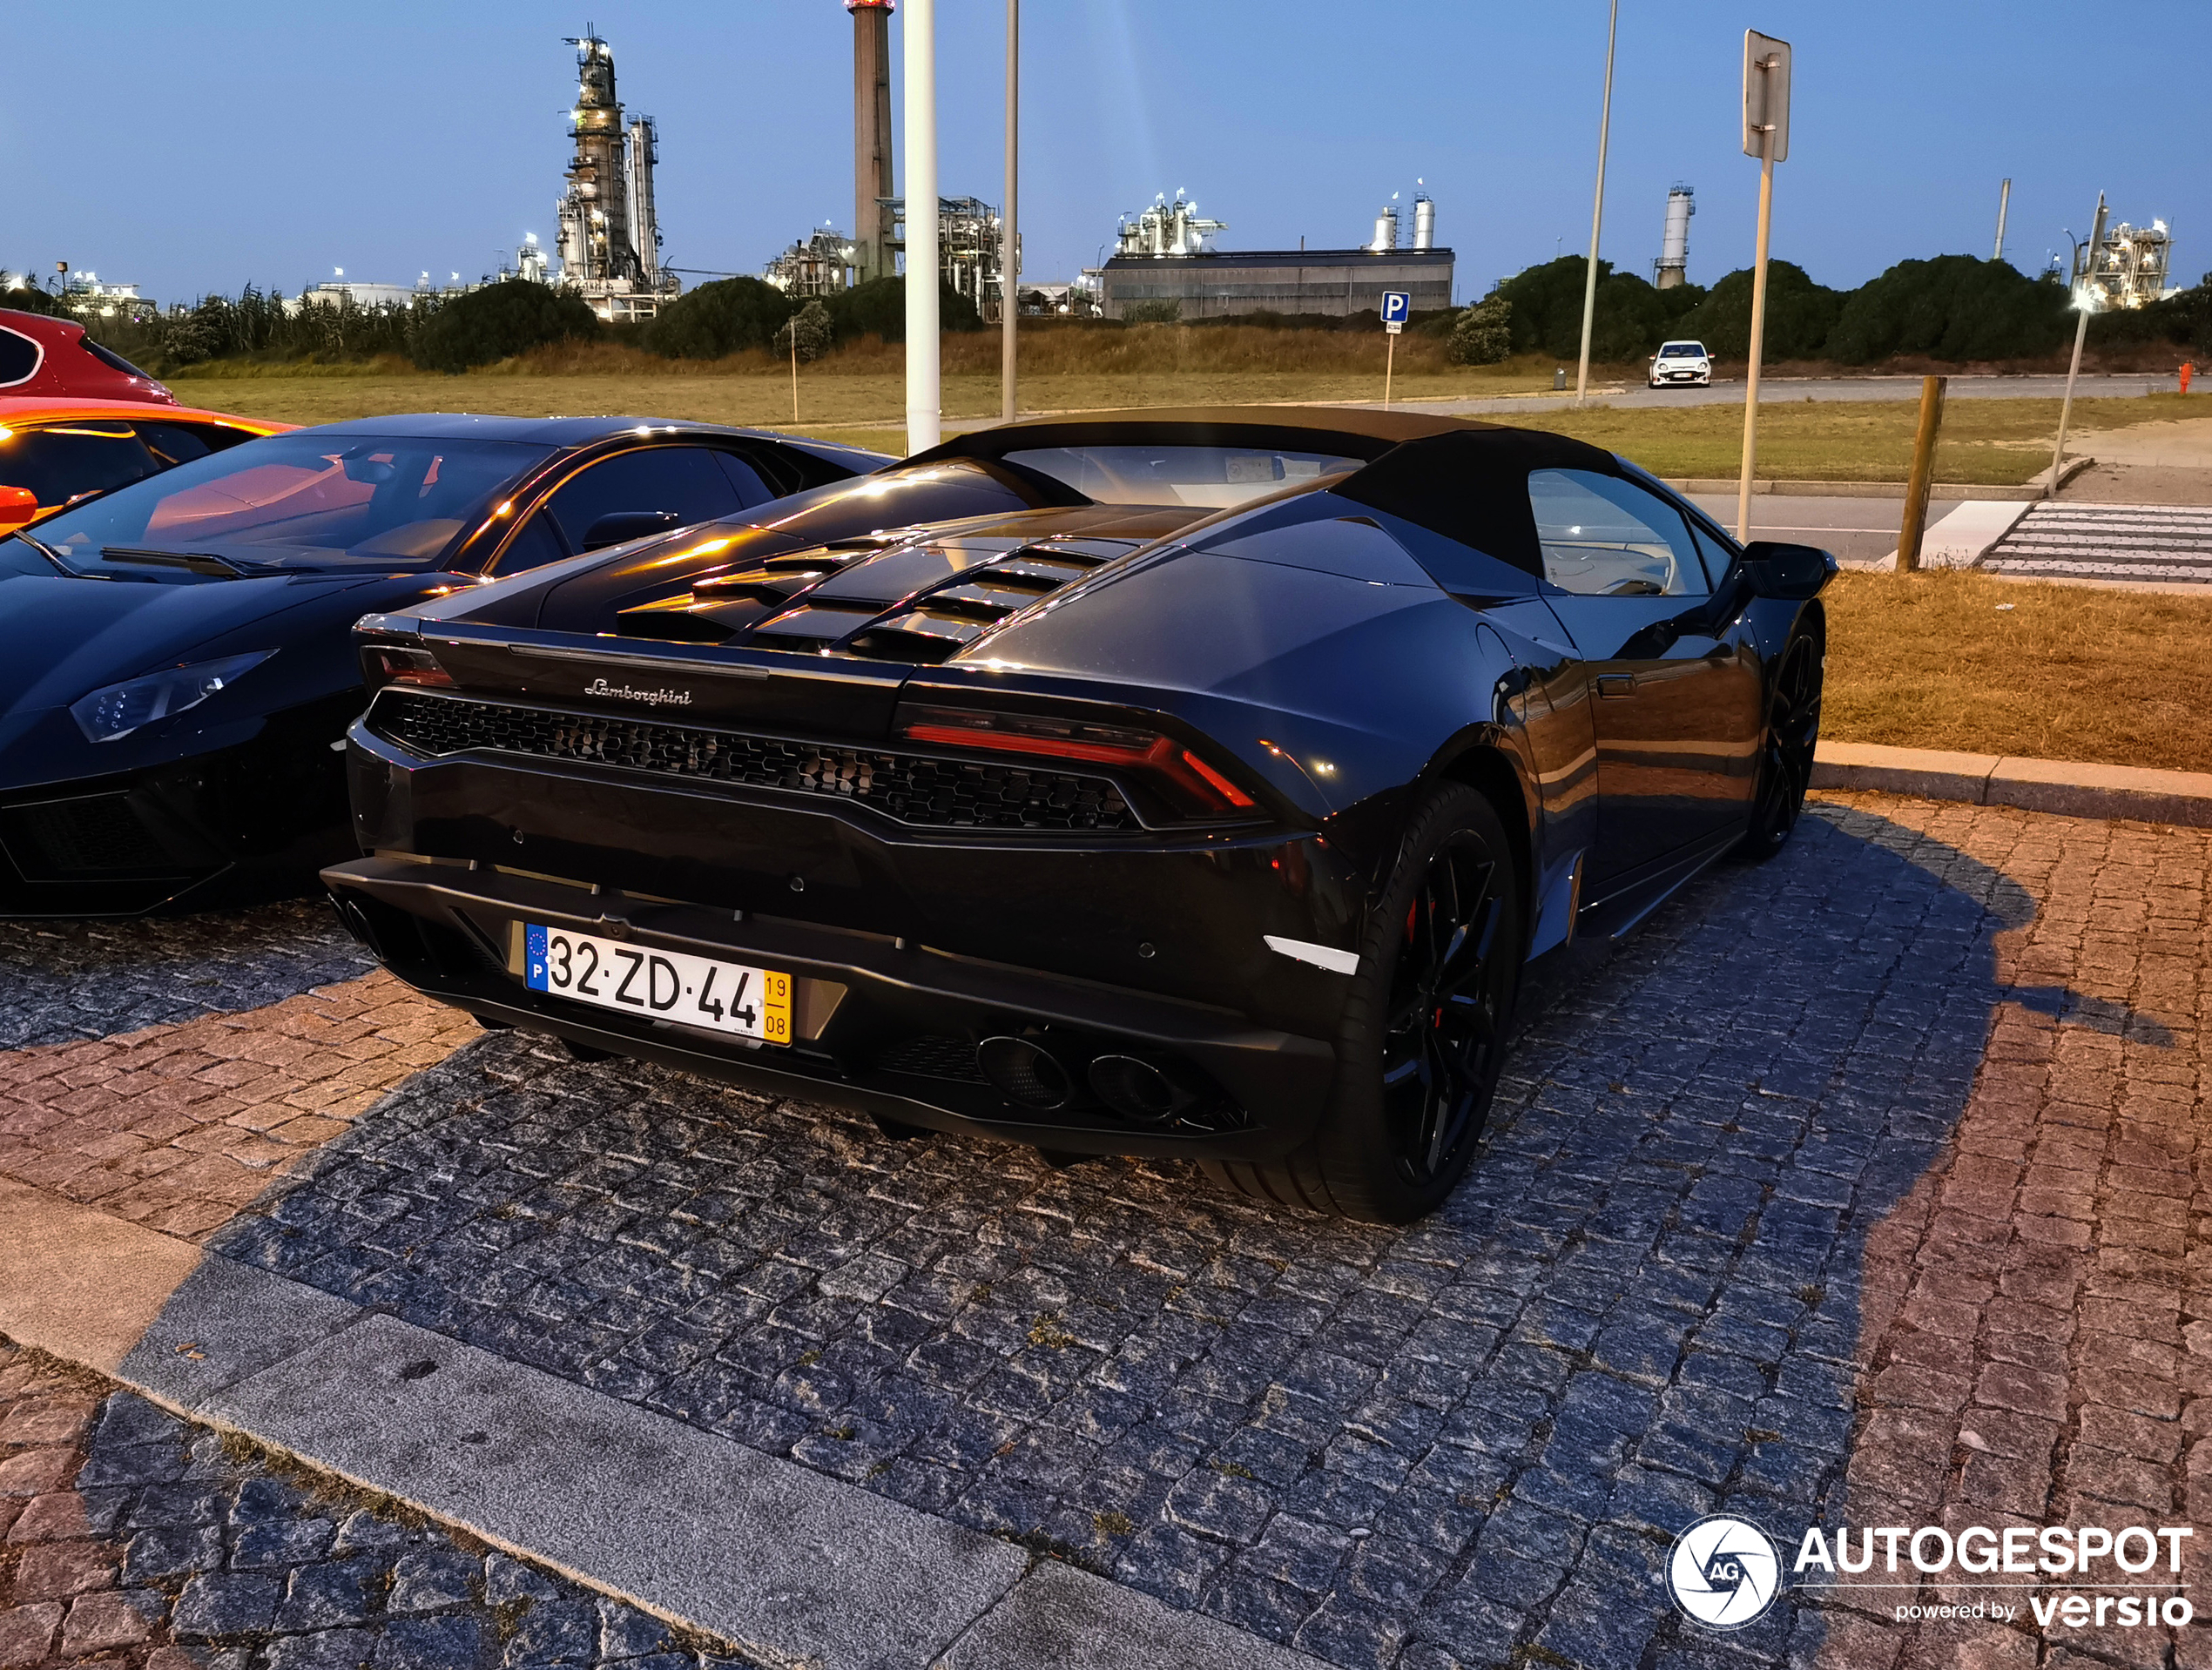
7;1;2205;308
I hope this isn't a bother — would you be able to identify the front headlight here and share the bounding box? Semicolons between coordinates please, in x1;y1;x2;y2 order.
70;651;273;743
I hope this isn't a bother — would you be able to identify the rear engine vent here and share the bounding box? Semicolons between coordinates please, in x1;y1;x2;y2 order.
368;690;1140;833
0;795;184;879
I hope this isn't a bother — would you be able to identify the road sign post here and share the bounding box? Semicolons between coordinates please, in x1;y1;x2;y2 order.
1735;29;1791;542
1379;290;1411;409
2049;192;2107;499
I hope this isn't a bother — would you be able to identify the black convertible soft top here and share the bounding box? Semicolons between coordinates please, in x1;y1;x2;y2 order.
915;404;1623;579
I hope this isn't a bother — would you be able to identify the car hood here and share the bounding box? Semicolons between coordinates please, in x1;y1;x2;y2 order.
0;565;393;719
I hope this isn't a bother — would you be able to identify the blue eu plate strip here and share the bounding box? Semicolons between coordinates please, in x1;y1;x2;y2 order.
525;924;550;991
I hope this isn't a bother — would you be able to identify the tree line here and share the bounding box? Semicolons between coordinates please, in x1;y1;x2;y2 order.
1441;252;2212;367
7;253;2204;375
0;271;981;375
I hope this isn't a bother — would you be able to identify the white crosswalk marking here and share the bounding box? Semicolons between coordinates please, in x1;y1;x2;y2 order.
1981;503;2212;585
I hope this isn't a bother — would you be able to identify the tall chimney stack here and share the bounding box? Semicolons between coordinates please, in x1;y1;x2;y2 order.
850;1;895;283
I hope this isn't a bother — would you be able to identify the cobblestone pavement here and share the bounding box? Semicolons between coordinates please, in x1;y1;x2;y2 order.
0;977;476;1241
8;795;2206;1669
0;906;372;1052
0;1341;752;1670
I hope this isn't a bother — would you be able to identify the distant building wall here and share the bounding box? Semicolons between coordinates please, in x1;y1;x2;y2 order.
1099;249;1453;320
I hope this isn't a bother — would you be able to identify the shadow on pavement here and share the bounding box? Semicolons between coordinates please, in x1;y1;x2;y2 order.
179;803;2160;1668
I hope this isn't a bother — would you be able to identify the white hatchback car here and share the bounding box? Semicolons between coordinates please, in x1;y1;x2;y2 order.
1648;340;1712;387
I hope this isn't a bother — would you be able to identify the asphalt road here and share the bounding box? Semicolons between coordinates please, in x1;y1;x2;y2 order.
1687;493;1908;562
1388;371;2178;418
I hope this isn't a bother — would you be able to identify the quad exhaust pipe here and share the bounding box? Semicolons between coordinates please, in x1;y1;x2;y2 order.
975;1032;1221;1127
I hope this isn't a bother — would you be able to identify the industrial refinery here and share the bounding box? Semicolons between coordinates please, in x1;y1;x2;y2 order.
1654;185;1695;287
553;27;678;322
1096;188;1453;320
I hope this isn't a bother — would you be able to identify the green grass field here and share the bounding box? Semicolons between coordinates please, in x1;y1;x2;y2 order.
168;350;2199;484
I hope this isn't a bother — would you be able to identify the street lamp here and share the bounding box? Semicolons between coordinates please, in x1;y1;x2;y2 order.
1572;0;1619;407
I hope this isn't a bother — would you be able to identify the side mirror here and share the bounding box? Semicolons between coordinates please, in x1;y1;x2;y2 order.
1740;540;1837;600
581;509;685;551
0;487;38;532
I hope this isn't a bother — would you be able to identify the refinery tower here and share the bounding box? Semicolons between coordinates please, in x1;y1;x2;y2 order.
555;26;677;321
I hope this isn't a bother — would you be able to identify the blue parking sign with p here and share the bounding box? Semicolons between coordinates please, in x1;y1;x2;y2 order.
1379;291;1412;325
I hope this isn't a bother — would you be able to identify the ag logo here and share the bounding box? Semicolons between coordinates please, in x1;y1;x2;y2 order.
1668;1515;1780;1629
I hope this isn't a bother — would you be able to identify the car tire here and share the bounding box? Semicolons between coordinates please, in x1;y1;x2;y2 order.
1201;783;1523;1223
1734;617;1824;862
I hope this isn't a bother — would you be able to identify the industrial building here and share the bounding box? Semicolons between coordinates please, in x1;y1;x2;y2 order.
553;29;678;323
1654;185;1695;288
2078;219;2175;309
1096;191;1453;321
763;6;1016;318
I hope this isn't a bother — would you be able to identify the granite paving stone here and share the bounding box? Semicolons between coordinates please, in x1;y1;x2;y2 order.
9;791;2206;1667
0;1343;759;1670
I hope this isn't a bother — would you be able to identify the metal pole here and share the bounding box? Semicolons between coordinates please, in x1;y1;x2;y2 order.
791;320;800;425
1735;148;1775;542
2048;192;2105;499
1001;0;1018;424
1896;375;1946;571
1993;178;2011;262
904;0;941;454
1384;332;1396;410
1573;0;1618;407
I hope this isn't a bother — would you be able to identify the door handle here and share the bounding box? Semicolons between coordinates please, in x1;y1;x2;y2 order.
1596;673;1635;699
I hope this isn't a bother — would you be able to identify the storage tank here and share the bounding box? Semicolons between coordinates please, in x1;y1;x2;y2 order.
1412;194;1435;251
1369;204;1399;254
1655;185;1694;289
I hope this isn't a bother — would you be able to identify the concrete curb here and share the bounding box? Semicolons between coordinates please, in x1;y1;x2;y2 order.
0;1182;1323;1670
1661;459;2094;502
1811;741;2212;827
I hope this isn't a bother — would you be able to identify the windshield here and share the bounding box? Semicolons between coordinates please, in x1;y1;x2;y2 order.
1000;445;1362;508
1657;342;1705;359
15;434;556;574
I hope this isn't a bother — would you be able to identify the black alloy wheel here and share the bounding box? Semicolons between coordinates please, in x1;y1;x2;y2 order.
1200;783;1523;1223
1380;831;1510;1189
1737;621;1824;861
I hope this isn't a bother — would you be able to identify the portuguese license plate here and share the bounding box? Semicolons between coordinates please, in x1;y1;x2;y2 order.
524;924;791;1045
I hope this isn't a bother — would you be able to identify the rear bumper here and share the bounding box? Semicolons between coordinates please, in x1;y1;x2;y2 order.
320;854;1339;1162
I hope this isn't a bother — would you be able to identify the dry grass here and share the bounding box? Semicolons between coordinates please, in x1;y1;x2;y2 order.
1501;394;2208;485
1821;569;2212;773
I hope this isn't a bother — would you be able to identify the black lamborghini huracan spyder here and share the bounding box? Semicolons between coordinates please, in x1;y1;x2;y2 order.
323;407;1833;1222
0;414;883;916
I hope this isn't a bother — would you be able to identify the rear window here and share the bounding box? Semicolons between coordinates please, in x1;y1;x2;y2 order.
0;328;39;387
82;340;157;381
1001;444;1361;508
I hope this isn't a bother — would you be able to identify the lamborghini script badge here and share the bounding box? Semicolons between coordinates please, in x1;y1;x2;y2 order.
583;678;693;708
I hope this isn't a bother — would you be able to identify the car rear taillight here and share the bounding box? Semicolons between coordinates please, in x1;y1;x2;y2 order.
895;704;1257;818
360;643;455;692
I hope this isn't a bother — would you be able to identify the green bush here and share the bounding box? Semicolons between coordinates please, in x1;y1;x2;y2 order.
1670;260;1843;360
644;276;792;360
411;279;597;374
1123;299;1182;325
773;299;834;364
2088;274;2212;355
819;274;983;343
0;282;64;317
1447;296;1513;366
1824;255;2069;364
1492;256;1683;360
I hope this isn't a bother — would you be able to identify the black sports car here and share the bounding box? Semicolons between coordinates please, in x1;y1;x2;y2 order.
322;407;1833;1222
0;414;885;916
